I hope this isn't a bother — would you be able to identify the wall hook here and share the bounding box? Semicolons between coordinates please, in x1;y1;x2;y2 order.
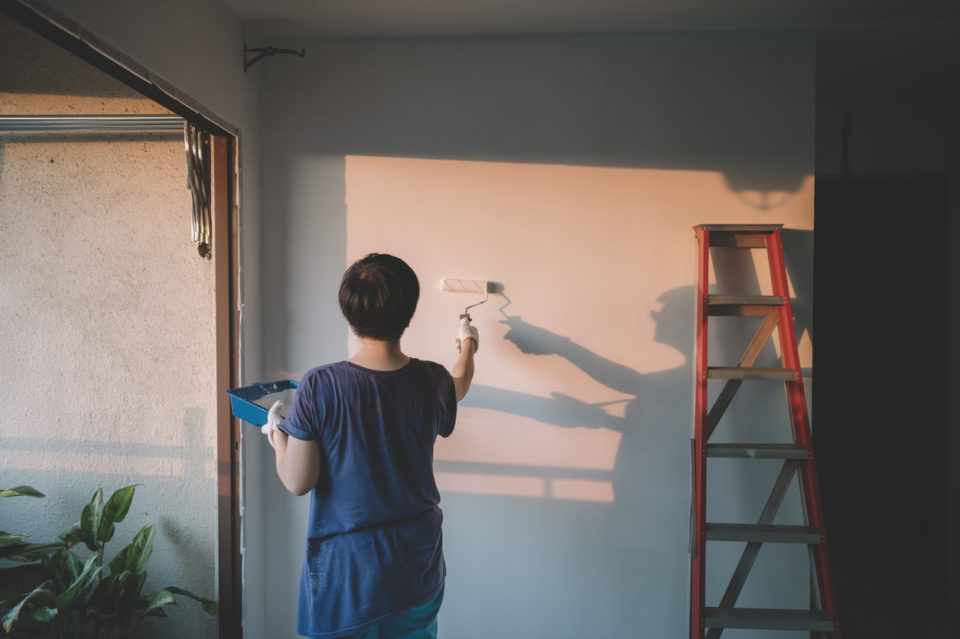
244;45;306;72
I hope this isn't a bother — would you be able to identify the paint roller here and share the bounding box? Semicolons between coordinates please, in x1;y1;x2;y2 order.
440;278;503;319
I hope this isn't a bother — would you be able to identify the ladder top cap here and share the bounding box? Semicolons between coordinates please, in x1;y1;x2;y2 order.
695;224;784;232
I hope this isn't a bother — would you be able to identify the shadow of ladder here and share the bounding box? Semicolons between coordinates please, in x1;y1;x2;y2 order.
689;224;842;639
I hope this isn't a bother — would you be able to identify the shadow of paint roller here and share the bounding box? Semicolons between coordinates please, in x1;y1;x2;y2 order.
440;278;504;319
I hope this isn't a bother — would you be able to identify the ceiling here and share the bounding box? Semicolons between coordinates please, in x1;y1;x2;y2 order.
223;0;960;39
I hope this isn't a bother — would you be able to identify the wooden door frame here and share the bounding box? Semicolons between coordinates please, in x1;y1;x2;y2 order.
2;4;244;637
212;134;242;639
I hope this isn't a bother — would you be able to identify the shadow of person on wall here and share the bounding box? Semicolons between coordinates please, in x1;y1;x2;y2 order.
455;286;696;634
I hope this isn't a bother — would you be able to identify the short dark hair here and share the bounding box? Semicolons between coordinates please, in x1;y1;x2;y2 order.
339;253;420;341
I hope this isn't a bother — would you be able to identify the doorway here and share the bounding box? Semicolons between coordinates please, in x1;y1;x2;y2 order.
0;6;241;637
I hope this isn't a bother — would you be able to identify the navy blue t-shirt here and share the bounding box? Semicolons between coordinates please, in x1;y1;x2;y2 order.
278;358;457;639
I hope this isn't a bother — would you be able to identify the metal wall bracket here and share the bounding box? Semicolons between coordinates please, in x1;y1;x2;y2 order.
243;45;305;72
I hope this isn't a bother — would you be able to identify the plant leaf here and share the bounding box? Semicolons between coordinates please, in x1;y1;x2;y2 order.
108;523;154;576
133;572;147;596
165;586;218;615
0;486;44;499
108;570;136;611
87;603;120;622
108;544;129;575
59;523;83;548
80;489;104;550
115;570;134;589
27;605;58;623
116;571;148;619
0;532;29;548
40;546;74;583
1;542;64;563
1;580;54;633
0;543;26;560
65;551;83;582
98;485;136;544
55;551;102;610
135;526;155;574
89;572;120;619
143;589;176;615
109;519;154;577
112;570;135;603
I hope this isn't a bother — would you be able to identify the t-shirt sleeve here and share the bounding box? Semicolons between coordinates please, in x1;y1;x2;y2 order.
435;364;457;438
279;372;320;441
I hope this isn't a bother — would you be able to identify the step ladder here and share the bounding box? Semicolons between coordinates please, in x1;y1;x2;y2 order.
690;224;841;638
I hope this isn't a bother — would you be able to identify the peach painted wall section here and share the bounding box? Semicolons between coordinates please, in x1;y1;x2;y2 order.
345;158;813;505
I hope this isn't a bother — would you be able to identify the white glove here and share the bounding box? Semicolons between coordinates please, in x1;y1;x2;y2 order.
262;400;285;446
457;316;479;353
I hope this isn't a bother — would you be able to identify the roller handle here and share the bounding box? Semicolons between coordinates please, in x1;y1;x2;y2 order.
460;313;472;320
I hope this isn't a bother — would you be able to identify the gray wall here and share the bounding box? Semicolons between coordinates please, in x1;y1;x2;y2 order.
256;33;817;638
815;35;960;177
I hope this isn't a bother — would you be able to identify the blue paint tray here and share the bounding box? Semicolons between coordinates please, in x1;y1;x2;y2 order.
226;380;298;426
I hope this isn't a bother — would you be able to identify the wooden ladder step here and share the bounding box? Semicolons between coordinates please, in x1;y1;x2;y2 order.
704;607;837;632
698;224;783;232
705;523;822;544
708;295;786;316
707;367;796;381
706;444;810;459
709;295;785;306
702;225;782;248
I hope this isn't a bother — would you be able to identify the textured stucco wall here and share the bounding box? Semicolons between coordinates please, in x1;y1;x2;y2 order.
0;133;219;636
257;33;816;638
26;0;263;383
0;13;219;638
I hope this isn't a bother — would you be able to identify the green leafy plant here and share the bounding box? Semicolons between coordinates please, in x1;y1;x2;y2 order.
0;485;216;638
